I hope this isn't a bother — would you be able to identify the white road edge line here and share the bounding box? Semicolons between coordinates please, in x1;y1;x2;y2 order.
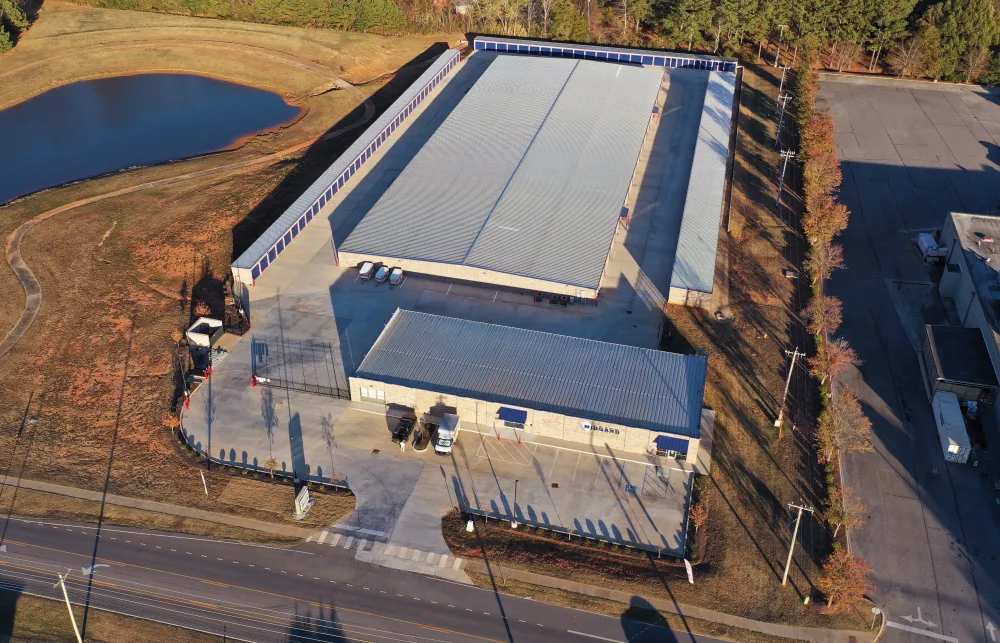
887;621;960;642
567;631;622;643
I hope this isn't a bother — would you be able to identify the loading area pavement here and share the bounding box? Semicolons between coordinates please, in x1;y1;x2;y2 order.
182;380;698;568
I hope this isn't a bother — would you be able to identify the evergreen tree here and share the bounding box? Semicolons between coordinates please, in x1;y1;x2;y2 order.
660;0;712;49
925;0;998;80
549;0;589;40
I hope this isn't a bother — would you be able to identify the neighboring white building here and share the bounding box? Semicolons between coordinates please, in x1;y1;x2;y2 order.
937;212;1000;426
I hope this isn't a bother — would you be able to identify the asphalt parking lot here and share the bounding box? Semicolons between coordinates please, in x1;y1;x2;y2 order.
819;73;1000;643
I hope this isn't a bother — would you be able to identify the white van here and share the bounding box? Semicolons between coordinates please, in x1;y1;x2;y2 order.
434;414;460;454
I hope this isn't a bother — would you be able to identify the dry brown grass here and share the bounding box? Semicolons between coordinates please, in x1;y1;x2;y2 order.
0;486;354;545
466;573;802;643
0;3;456;524
0;587;223;642
444;64;866;632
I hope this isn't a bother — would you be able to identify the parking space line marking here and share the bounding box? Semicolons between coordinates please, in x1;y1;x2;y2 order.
571;453;582;481
547;450;560;479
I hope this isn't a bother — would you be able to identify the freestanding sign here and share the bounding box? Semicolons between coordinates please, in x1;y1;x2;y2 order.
293;486;314;520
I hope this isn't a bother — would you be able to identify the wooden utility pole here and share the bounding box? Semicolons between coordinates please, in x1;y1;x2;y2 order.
782;502;815;586
775;347;805;431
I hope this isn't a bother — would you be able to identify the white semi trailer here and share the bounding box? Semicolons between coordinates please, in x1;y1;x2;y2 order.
932;391;972;464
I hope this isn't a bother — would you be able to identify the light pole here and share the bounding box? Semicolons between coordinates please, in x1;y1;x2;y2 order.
511;479;519;528
775;93;792;147
782;502;815;586
774;24;787;67
776;149;796;206
55;572;83;643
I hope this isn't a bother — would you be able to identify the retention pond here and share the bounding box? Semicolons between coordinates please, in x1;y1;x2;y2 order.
0;73;302;205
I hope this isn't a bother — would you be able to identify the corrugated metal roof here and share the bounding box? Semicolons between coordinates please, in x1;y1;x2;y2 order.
669;71;736;294
340;55;663;291
356;310;707;438
233;49;460;270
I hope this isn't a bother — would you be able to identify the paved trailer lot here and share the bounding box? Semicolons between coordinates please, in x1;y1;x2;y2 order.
819;74;1000;643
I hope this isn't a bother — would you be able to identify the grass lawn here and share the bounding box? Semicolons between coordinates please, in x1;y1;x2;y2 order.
0;3;457;526
466;573;802;643
444;62;868;632
0;587;223;642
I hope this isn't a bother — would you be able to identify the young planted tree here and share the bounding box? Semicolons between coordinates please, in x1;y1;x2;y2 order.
809;336;859;385
826;486;867;536
805;240;845;284
805;294;844;338
690;502;709;532
818;387;873;462
818;549;876;613
264;457;280;479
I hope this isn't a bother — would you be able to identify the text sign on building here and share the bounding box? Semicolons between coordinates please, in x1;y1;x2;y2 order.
579;421;621;435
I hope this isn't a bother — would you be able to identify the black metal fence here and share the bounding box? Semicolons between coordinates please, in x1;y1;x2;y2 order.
250;336;349;399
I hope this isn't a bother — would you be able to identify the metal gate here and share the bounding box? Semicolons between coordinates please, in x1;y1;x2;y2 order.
251;336;349;399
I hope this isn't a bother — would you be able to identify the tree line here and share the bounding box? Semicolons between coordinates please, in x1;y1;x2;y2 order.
7;0;969;84
793;45;877;614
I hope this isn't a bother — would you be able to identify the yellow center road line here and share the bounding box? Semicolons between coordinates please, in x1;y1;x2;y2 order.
0;539;504;643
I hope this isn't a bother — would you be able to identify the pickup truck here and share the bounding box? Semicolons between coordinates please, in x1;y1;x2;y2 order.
391;418;415;445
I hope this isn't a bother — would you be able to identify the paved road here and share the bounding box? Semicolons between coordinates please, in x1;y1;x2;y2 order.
820;74;1000;643
0;516;722;643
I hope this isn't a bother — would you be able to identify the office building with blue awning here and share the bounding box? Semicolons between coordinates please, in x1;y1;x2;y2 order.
350;309;708;461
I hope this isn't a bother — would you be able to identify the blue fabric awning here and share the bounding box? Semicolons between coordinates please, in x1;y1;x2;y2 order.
498;407;528;424
656;435;688;453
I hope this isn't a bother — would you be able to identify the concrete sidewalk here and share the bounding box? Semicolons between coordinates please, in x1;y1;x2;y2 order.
0;477;316;539
465;559;877;643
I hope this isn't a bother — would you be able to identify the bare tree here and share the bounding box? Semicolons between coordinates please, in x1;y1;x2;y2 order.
960;45;991;83
886;35;927;78
539;0;554;35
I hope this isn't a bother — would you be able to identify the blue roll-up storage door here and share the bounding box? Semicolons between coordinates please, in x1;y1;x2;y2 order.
497;407;528;424
655;435;688;454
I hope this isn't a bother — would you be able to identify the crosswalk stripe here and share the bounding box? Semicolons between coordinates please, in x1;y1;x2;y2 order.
343;536;355;549
330;534;342;547
411;549;421;562
317;531;329;544
426;553;436;565
438;555;449;568
452;557;463;570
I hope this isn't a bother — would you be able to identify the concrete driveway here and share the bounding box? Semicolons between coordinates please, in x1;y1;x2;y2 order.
820;73;1000;643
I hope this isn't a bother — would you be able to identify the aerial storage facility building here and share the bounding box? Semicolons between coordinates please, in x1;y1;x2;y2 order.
350;309;710;460
337;53;664;299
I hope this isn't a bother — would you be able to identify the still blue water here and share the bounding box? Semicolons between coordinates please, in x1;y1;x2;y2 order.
0;73;302;205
